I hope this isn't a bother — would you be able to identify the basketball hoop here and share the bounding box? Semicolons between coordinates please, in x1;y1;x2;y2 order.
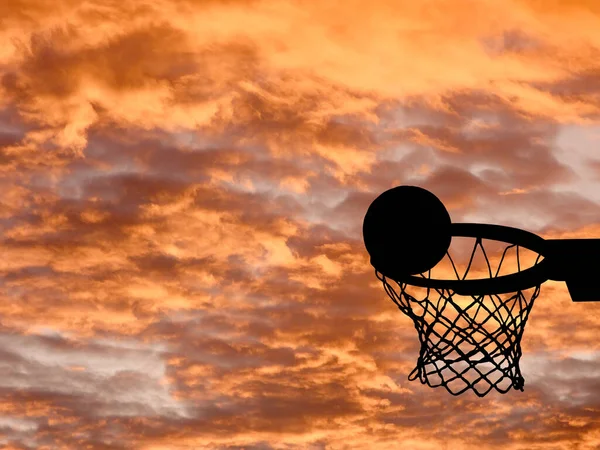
377;235;543;397
363;185;600;396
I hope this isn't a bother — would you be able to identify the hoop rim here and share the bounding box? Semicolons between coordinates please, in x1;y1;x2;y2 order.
375;223;550;295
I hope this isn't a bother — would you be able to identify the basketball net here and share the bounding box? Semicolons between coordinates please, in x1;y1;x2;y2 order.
378;238;542;397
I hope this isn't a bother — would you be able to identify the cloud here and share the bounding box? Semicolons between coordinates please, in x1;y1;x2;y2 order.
3;0;600;448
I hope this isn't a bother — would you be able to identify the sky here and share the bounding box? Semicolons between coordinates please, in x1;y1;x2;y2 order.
2;0;600;448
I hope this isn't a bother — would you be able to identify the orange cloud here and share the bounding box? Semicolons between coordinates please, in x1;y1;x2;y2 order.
3;0;600;448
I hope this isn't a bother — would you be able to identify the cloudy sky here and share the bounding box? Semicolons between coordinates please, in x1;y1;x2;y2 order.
2;0;600;448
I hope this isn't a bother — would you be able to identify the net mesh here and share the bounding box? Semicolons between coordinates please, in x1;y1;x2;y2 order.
378;238;543;397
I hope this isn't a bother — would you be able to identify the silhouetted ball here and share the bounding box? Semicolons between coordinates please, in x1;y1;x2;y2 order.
363;185;452;278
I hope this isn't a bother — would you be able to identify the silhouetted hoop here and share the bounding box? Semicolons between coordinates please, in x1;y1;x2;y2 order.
383;223;550;295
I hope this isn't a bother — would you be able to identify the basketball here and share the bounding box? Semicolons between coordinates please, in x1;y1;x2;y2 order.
362;185;452;278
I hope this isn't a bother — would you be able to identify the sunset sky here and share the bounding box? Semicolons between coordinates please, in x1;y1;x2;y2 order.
3;0;600;448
